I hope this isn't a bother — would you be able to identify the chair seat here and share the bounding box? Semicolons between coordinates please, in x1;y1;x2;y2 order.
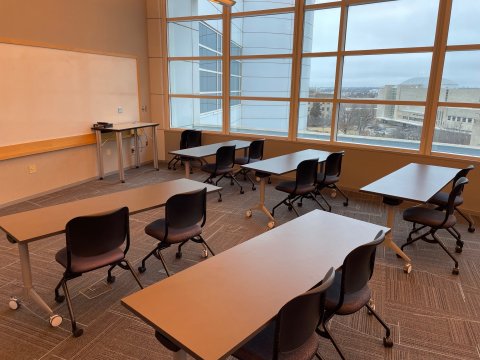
145;218;202;244
233;322;320;360
55;247;124;273
235;157;261;165
317;173;339;186
325;271;372;315
403;206;456;228
428;191;463;207
201;163;232;175
276;181;315;195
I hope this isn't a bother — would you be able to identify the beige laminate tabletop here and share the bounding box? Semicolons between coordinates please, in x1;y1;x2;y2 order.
241;149;331;175
169;140;251;159
92;122;159;131
122;209;389;360
360;163;460;203
0;179;220;243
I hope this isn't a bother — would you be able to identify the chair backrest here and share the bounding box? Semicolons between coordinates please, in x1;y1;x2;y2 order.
324;151;344;177
165;188;207;229
340;230;385;300
179;130;191;150
274;268;335;357
186;130;202;148
295;159;319;188
215;145;236;170
248;139;265;162
452;165;474;189
446;177;469;216
65;207;130;269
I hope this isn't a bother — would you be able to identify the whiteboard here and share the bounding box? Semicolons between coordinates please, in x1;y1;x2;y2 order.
0;42;139;146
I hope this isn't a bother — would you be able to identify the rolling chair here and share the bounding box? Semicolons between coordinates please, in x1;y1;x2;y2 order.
54;207;143;337
168;129;202;171
402;177;469;275
234;139;268;190
138;188;215;276
318;231;392;359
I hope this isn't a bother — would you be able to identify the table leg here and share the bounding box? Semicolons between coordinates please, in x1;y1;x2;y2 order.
95;130;104;180
173;350;187;360
12;243;63;327
384;205;412;273
116;132;125;183
134;129;140;168
151;126;159;171
184;160;191;179
246;177;275;229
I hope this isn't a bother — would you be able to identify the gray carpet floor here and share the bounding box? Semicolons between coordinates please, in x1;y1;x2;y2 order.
0;163;479;360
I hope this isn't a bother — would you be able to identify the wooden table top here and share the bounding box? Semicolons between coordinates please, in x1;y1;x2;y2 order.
169;140;251;159
360;163;460;203
121;210;389;360
92;122;159;132
0;179;220;243
241;149;331;175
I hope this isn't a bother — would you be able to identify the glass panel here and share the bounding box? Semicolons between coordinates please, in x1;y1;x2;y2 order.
432;107;480;157
230;59;292;97
169;60;222;95
168;20;223;57
341;53;432;101
230;100;290;136
231;13;294;56
448;0;480;45
167;0;222;17
170;97;222;131
306;0;339;4
233;0;295;13
297;102;332;141
300;57;336;98
336;103;423;150
303;8;341;53
345;0;439;50
440;51;480;104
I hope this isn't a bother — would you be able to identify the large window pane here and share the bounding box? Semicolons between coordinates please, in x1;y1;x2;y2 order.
231;13;294;56
300;57;336;98
297;102;332;141
171;97;222;131
448;0;480;45
432;106;480;157
440;51;480;104
169;60;222;95
336;103;423;150
306;0;339;4
231;59;292;97
303;8;340;53
167;0;222;17
345;0;439;50
168;20;222;57
230;100;290;136
341;53;432;101
233;0;295;13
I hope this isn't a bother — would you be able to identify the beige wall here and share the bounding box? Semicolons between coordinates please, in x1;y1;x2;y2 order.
0;0;150;206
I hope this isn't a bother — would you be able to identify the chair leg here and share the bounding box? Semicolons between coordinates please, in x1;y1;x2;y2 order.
310;192;328;212
456;208;475;233
401;229;427;251
215;173;227;186
446;227;463;253
432;233;459;275
122;259;143;289
199;235;216;256
228;173;244;194
176;240;188;258
54;278;65;303
154;249;172;277
107;264;116;284
365;302;393;347
287;198;300;217
138;246;159;273
332;184;349;206
271;196;289;216
315;190;331;212
244;172;256;190
61;279;83;337
321;319;346;360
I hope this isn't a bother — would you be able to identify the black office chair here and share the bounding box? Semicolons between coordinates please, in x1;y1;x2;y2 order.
138;188;214;276
402;177;468;275
234;139;265;191
427;165;475;233
202;145;244;201
271;159;323;217
54;207;143;337
315;151;349;211
318;231;392;360
168;129;202;171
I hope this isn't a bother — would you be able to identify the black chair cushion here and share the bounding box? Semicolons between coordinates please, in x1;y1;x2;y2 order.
325;271;372;315
145;218;202;244
55;247;124;273
428;191;463;207
403;206;456;229
233;322;319;360
317;173;339;186
275;181;315;195
201;163;232;175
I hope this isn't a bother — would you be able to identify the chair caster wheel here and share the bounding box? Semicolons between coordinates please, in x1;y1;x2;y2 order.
468;226;475;233
240;190;244;194
218;198;222;202
455;245;462;253
267;221;275;229
172;166;176;170
403;263;412;274
343;201;348;206
230;181;234;186
252;186;256;191
49;314;63;327
176;252;182;259
288;206;293;211
73;328;84;337
8;297;20;310
246;210;252;218
330;190;337;198
202;249;208;258
55;295;65;303
138;266;146;273
298;202;303;207
167;166;171;170
383;337;393;348
107;276;116;284
452;267;459;275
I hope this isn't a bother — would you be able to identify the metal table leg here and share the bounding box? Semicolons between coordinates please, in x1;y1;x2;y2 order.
184;160;191;179
151;126;159;171
95;130;104;180
116;132;125;183
384;204;412;273
134;129;140;168
246;176;275;229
